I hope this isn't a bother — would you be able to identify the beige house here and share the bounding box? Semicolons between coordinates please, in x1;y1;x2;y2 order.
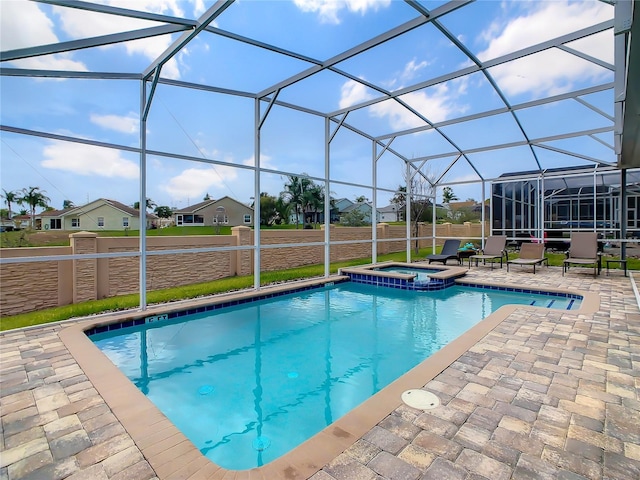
39;198;157;231
174;196;253;227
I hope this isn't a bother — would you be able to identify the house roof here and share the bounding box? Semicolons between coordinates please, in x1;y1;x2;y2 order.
377;205;399;213
173;199;217;214
40;208;73;218
39;199;157;219
342;202;372;213
103;199;158;219
174;196;253;214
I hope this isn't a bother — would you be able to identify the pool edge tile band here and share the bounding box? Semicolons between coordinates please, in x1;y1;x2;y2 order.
85;278;584;338
85;278;350;337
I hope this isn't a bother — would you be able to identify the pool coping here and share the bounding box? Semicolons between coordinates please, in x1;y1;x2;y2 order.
58;274;600;479
340;261;469;281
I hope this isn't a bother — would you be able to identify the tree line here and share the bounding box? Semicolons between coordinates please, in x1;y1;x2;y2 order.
2;178;470;232
1;187;51;229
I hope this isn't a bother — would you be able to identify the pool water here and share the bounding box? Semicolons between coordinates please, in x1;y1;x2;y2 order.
91;282;580;470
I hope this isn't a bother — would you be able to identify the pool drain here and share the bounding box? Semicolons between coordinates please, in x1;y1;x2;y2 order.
198;385;214;395
287;371;299;378
401;389;440;410
252;436;271;451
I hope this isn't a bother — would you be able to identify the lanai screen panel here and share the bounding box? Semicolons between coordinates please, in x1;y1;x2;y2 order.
492;168;640;243
1;1;632;304
1;0;622;212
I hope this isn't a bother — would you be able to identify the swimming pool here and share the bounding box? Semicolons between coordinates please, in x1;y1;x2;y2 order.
90;280;582;470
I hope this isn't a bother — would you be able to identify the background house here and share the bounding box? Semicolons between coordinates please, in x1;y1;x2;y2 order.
287;198;396;225
340;201;380;224
378;205;400;222
38;199;157;231
173;196;254;227
1;214;31;230
332;198;353;214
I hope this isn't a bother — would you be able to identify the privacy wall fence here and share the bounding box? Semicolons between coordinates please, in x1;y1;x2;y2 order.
1;223;486;316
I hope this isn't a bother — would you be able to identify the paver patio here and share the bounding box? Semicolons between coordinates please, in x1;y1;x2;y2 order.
1;266;639;480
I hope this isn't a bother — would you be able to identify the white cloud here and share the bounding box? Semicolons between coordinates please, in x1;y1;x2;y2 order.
293;0;391;24
242;154;276;170
9;54;89;72
41;141;139;179
0;0;88;71
370;90;445;130
50;0;187;79
90;113;139;134
477;1;613;97
487;50;604;98
400;58;429;83
565;30;614;65
0;0;57;51
339;59;469;130
366;79;469;130
192;0;207;17
339;79;375;109
162;165;239;199
161;152;277;202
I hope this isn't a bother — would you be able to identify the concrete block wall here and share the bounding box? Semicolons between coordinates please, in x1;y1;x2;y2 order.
260;229;325;271
233;226;253;276
71;232;98;303
0;246;72;316
0;222;489;316
97;235;238;298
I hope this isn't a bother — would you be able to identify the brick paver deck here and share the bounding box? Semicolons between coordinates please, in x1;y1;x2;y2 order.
1;266;639;479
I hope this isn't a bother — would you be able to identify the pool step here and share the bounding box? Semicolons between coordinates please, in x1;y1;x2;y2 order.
529;299;574;310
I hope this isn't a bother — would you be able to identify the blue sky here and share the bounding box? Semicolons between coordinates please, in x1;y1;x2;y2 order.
0;0;615;213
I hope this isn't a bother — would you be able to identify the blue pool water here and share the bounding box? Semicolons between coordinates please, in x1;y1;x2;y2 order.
91;282;581;470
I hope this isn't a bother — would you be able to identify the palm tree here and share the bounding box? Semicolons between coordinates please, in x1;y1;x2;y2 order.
1;189;17;219
281;175;310;228
274;196;291;225
302;184;325;226
62;199;75;210
18;186;50;228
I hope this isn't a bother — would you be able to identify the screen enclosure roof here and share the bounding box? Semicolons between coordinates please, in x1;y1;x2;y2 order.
0;0;637;208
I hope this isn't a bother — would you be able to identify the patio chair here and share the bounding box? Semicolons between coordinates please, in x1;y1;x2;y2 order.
469;235;507;269
563;232;600;276
427;239;461;265
507;242;547;274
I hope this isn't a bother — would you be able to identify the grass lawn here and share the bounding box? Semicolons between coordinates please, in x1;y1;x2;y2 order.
0;226;235;247
0;225;321;247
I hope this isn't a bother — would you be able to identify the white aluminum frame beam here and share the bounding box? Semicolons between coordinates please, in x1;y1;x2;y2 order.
0;25;188;62
36;0;198;26
375;83;614;140
257;0;472;98
404;126;615;164
327;20;614;119
142;0;233;79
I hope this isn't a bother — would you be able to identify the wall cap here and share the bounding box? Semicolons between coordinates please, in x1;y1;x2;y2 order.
69;231;98;238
